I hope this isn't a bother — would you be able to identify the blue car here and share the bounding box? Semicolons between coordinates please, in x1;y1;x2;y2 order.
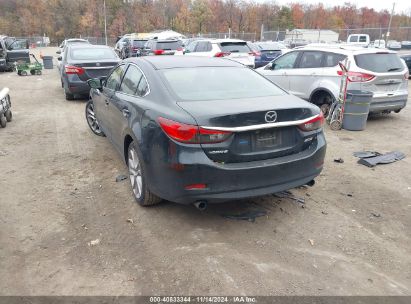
249;42;288;68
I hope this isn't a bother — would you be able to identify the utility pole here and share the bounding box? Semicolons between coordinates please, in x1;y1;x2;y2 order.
104;0;108;45
386;2;395;44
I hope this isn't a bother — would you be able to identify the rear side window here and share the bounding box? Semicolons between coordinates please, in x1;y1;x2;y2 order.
355;53;404;73
359;36;367;42
136;77;149;96
349;36;357;42
156;41;182;50
323;53;347;67
70;48;117;60
120;65;143;95
299;51;323;68
106;65;126;91
132;40;146;48
195;41;212;52
219;42;250;53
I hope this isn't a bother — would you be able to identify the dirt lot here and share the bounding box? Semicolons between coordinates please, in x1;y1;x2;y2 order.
0;47;410;296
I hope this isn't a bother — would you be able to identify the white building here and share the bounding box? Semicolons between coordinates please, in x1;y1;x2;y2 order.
285;29;339;43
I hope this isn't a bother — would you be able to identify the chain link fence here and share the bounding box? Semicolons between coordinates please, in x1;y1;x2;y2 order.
186;32;257;41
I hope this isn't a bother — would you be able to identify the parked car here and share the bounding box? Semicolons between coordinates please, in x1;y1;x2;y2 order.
85;56;326;207
400;54;411;78
0;36;30;71
248;42;288;68
387;40;401;51
183;39;255;68
59;44;120;100
257;45;408;114
141;39;183;56
371;39;386;49
283;39;309;49
57;38;90;70
401;41;411;49
118;39;148;59
347;34;370;47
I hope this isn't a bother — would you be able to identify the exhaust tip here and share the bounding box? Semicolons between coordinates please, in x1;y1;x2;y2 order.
306;179;315;187
193;201;207;211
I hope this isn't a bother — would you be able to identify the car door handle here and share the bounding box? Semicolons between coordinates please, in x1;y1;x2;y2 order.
122;108;130;117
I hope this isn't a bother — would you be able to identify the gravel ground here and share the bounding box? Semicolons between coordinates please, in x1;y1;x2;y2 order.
0;47;410;296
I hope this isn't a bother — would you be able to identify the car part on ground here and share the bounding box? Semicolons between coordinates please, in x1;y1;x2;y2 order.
257;45;408;114
0;87;12;128
59;44;120;100
354;151;405;167
86;56;326;206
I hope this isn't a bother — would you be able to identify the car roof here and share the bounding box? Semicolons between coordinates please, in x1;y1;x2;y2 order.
132;56;244;70
67;44;112;50
66;39;89;42
294;44;398;55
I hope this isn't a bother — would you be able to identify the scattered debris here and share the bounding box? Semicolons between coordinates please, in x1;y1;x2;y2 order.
274;190;305;206
354;151;405;167
370;212;381;218
81;224;88;230
116;174;128;182
347;194;353;197
321;211;328;215
0;150;8;156
222;210;267;222
88;239;100;246
352;209;356;212
334;158;344;163
127;218;134;224
309;239;315;246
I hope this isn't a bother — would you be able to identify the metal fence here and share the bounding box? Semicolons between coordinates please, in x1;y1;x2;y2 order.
186;32;257;41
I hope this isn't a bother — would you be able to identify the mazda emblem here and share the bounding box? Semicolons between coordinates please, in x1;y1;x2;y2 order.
265;111;278;123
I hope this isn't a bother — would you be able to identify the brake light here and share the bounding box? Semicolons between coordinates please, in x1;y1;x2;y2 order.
154;49;165;55
405;71;409;80
185;184;207;190
177;47;183;51
337;70;375;82
158;117;232;144
298;112;324;132
214;52;231;57
249;51;261;57
65;65;84;75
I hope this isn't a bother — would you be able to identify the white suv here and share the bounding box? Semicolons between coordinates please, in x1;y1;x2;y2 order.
257;45;409;114
184;39;255;68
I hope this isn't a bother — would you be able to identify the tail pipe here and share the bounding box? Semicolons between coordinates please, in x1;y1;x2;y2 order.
193;200;207;211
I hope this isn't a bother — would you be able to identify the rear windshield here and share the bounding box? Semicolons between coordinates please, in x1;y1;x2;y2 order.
355;53;404;73
70;48;117;60
162;67;285;101
219;42;250;53
156;41;182;50
132;40;147;48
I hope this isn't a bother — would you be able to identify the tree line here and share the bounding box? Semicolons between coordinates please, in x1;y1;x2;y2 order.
1;0;411;41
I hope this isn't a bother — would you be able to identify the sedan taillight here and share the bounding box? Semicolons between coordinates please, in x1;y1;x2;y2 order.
158;117;232;144
249;51;261;57
65;65;85;75
154;49;165;55
298;112;324;132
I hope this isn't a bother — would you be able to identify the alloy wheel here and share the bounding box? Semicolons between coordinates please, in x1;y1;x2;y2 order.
86;102;102;134
128;147;143;199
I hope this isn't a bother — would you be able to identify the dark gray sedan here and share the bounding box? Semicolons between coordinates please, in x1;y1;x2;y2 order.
85;56;326;208
59;44;120;100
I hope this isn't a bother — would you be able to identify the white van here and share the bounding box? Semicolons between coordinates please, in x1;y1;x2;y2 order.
373;39;386;48
347;34;370;47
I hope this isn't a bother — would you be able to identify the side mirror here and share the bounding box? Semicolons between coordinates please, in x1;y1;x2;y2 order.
56;50;61;54
87;78;103;90
57;56;62;61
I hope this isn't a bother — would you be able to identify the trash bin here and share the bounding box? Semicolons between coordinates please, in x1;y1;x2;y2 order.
42;56;53;69
342;90;373;131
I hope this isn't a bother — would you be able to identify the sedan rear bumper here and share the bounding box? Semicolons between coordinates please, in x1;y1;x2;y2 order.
145;132;326;204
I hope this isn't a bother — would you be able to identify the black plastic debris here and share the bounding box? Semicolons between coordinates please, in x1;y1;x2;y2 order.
334;158;344;163
222;210;267;222
370;212;381;218
116;174;128;182
354;151;405;167
274;190;305;205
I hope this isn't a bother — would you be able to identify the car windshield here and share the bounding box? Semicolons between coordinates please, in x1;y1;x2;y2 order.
156;41;182;50
132;40;147;48
70;48;117;60
219;42;250;53
355;53;404;73
162;67;285;101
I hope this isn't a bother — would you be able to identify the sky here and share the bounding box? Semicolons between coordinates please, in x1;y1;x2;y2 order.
271;0;411;14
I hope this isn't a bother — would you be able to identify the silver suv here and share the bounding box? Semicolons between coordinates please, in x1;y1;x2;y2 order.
257;45;409;114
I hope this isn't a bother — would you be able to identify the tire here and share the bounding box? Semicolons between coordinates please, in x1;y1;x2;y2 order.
85;100;105;137
312;92;333;116
5;110;12;122
127;141;161;206
21;70;28;76
0;114;6;128
30;70;35;75
65;91;74;100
